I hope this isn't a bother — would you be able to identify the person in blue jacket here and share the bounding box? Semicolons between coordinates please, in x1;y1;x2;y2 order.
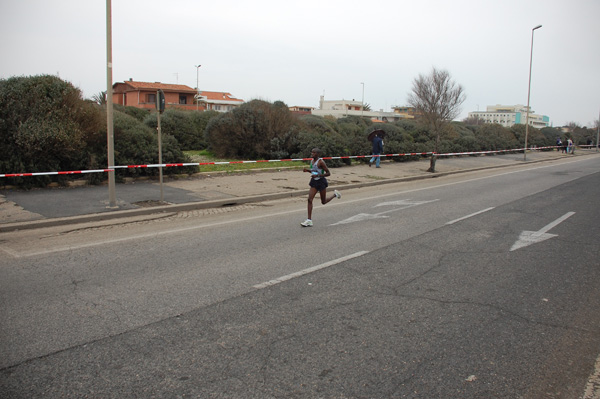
369;134;384;168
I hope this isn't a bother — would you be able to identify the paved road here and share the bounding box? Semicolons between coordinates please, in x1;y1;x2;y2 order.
1;150;587;229
1;155;599;398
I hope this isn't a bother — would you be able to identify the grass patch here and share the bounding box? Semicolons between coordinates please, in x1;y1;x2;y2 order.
184;150;306;173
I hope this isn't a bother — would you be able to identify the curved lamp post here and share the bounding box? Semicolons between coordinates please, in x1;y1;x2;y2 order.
524;24;542;161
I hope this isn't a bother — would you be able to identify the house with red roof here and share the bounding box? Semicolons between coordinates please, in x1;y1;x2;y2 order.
112;80;245;113
198;91;244;113
112;80;199;111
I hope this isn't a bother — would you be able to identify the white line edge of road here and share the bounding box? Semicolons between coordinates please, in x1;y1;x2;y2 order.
445;207;496;225
583;352;600;399
253;251;369;290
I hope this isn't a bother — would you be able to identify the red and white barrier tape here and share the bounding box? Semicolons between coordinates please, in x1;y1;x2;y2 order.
0;146;563;178
0;168;114;178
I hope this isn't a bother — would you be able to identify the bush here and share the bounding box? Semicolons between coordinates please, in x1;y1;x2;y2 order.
0;75;194;188
114;104;149;122
205;99;298;159
144;109;218;150
107;111;194;181
0;75;104;188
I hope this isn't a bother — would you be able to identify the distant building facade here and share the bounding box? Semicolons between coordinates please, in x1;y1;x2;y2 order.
468;104;550;128
289;105;314;115
311;96;410;122
391;106;418;119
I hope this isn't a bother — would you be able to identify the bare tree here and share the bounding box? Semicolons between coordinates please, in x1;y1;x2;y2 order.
408;67;466;172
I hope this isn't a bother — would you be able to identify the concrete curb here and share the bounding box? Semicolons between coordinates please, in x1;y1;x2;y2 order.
0;154;578;232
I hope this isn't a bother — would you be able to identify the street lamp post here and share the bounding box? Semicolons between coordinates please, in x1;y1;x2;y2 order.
195;64;201;111
106;0;116;207
524;24;542;161
596;107;599;152
361;82;364;117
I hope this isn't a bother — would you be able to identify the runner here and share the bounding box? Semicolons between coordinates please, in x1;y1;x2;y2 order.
300;148;341;227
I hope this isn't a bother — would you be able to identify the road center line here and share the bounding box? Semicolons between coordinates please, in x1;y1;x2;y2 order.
445;207;495;225
253;251;369;290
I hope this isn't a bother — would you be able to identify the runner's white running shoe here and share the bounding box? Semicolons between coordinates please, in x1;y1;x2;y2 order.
300;219;313;227
334;190;341;199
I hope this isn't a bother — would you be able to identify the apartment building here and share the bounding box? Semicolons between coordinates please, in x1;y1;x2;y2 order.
468;104;550;128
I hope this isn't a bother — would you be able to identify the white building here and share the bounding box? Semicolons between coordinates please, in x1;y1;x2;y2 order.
311;96;407;122
198;91;244;113
468;105;549;128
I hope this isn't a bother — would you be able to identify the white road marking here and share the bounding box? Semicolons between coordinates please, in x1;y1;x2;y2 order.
374;199;439;208
253;251;369;289
583;352;600;399
331;199;439;226
510;212;575;251
446;207;495;225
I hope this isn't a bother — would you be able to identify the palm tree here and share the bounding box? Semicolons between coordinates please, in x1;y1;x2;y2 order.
91;91;107;105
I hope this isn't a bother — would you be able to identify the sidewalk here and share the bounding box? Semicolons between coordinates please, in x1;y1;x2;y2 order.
0;150;588;231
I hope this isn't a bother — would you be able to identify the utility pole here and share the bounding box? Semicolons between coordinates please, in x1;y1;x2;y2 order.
106;0;117;207
523;24;542;161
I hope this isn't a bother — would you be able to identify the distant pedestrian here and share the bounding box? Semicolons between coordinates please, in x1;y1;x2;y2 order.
300;148;341;227
567;138;574;154
369;134;384;168
556;136;562;151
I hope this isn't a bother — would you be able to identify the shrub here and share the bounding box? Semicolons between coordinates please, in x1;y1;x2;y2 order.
114;104;149;122
108;110;194;181
144;108;218;150
0;75;104;188
205;99;298;159
0;75;194;188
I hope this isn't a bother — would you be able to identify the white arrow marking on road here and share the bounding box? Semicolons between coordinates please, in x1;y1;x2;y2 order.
510;212;575;251
331;199;439;226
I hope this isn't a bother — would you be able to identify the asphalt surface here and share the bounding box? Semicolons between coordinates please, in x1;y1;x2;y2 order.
0;150;594;232
1;151;600;398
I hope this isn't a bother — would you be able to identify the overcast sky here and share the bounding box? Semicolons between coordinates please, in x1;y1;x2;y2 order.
1;0;599;127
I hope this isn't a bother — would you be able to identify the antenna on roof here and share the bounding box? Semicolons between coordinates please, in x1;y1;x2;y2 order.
173;73;179;84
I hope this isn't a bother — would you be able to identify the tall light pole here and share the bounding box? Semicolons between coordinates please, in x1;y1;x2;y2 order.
106;0;116;207
361;82;365;117
195;64;201;111
524;24;542;161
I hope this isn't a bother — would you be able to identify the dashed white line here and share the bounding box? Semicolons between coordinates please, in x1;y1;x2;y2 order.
445;207;495;225
253;251;369;290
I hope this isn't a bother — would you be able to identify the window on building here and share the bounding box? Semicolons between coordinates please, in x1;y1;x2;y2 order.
147;93;156;104
179;95;187;105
